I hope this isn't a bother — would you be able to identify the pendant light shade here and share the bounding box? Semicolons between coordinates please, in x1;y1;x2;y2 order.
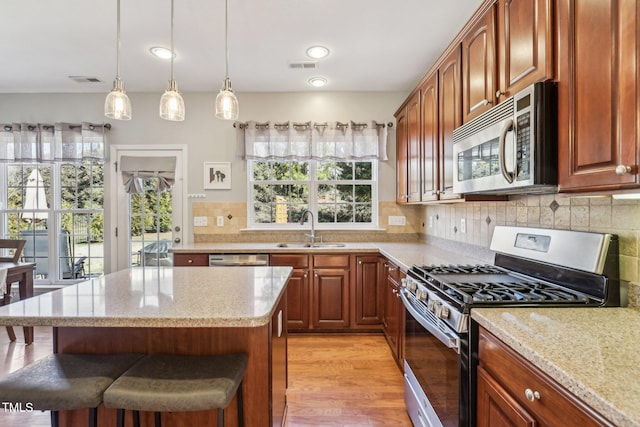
105;0;132;120
215;0;239;120
159;0;185;121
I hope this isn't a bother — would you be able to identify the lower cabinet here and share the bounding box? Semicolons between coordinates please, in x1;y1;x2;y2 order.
477;326;614;427
312;255;350;329
271;292;287;427
382;260;405;366
270;254;311;330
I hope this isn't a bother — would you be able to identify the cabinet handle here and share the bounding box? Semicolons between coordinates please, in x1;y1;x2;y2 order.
615;165;633;175
481;99;492;106
358;260;362;265
496;90;505;98
187;259;193;264
388;267;396;272
303;273;308;278
524;388;541;402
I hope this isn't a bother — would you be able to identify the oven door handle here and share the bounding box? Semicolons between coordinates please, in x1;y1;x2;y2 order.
400;291;460;353
499;118;516;184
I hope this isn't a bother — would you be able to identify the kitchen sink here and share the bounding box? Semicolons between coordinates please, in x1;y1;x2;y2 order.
276;243;346;248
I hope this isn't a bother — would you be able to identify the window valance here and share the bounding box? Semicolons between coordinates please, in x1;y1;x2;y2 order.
236;120;389;161
0;122;110;162
120;155;177;194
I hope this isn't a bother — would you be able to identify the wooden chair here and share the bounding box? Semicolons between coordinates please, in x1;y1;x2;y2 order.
0;239;26;341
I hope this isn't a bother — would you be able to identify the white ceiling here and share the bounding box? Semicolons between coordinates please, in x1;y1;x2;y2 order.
1;0;483;94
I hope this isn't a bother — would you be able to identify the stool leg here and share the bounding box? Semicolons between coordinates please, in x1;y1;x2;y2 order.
50;410;59;427
133;410;141;427
237;381;244;427
217;408;224;427
116;408;125;427
154;411;162;427
88;407;98;427
5;326;16;342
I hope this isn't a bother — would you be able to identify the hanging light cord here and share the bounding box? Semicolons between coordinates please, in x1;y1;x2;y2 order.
170;0;175;81
224;0;229;79
115;0;121;80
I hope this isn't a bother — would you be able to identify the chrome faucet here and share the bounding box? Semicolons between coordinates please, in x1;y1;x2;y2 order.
299;210;316;245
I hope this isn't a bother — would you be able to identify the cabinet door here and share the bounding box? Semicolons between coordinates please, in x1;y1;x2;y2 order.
173;253;209;266
557;0;638;191
354;255;382;325
395;107;409;204
477;366;536;427
420;72;439;201
438;46;464;201
407;91;422;203
285;268;310;330
498;0;554;100
312;268;350;329
462;5;497;122
383;262;403;363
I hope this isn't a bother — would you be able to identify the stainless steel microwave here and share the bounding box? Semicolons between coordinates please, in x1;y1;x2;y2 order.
452;81;558;194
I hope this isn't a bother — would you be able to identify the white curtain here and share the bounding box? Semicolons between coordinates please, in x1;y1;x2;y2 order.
120;156;177;194
238;120;389;161
0;122;108;162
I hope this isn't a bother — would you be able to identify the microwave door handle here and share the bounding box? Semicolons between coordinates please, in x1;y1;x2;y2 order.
499;118;516;183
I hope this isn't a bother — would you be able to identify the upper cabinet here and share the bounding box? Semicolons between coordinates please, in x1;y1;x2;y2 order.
462;0;554;122
396;91;421;203
557;0;639;192
496;0;554;101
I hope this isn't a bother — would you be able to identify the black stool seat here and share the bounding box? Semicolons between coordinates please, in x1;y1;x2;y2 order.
104;353;248;427
0;353;143;427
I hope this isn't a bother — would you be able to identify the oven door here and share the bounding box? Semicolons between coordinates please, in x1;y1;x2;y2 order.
401;291;462;427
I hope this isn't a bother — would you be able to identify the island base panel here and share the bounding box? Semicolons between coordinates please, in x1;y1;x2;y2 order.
54;326;274;427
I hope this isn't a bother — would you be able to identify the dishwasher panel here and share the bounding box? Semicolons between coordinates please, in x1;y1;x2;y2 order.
208;254;269;266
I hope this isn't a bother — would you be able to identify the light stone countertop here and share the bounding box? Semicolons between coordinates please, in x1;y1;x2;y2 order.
0;266;293;328
472;308;640;427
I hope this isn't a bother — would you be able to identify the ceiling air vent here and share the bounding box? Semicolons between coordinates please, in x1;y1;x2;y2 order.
289;61;318;70
68;76;102;83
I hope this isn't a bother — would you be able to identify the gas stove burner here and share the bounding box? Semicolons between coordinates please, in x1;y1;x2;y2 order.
418;264;504;275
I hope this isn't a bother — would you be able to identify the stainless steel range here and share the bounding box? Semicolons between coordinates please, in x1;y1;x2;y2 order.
400;226;620;427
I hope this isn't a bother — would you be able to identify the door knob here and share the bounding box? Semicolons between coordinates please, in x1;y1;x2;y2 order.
174;237;181;243
615;165;632;175
174;226;181;232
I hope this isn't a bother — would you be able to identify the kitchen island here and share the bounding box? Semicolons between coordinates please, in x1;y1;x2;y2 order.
0;266;292;427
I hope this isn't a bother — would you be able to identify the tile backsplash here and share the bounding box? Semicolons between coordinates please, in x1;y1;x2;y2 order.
422;194;640;306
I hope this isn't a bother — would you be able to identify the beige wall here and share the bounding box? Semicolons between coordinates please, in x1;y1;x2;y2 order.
421;194;640;306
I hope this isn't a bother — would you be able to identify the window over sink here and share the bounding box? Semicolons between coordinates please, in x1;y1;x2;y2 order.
248;159;378;228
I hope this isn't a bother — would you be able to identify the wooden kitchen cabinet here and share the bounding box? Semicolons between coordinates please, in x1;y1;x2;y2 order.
382;260;405;367
270;254;310;330
312;255;350;329
396;90;421;204
462;0;554;122
462;3;496;122
477;326;614;427
354;255;383;326
420;71;439;202
173;253;208;266
557;0;639;192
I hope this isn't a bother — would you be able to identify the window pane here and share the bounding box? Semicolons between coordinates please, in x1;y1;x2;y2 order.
354;185;372;202
355;162;372;179
253;162;271;180
254;203;275;223
336;204;353;222
273;163;290;180
337;185;354;203
318;184;336;203
355;205;372;222
318;205;335;223
335;162;354;180
292;162;309;180
317;162;336;180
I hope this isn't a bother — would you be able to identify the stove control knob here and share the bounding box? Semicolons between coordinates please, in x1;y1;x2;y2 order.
438;306;449;319
428;300;440;313
401;278;407;288
416;289;427;301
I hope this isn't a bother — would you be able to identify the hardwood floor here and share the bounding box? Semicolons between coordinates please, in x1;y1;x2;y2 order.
0;328;411;427
286;334;412;427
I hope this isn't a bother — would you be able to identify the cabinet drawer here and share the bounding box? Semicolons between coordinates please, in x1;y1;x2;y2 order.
313;254;350;269
385;260;401;282
173;253;209;266
270;254;310;269
478;327;613;426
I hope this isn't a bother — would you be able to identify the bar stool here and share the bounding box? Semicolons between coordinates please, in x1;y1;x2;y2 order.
0;353;143;427
104;353;248;427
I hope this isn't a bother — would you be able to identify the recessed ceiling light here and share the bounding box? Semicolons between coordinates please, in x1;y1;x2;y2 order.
150;46;175;60
308;77;327;88
306;45;330;59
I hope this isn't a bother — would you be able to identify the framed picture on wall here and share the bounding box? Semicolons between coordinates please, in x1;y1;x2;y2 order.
204;162;231;190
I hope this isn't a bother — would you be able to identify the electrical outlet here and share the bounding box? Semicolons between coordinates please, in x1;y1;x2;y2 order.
460;218;466;234
388;215;406;226
193;216;208;227
217;216;224;227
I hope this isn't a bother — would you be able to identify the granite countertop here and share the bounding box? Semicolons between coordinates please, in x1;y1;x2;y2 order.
0;266;292;328
170;241;494;272
472;308;640;427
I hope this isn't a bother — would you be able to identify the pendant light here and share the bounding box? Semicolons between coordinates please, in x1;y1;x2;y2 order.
104;0;132;120
215;0;239;120
159;0;185;121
